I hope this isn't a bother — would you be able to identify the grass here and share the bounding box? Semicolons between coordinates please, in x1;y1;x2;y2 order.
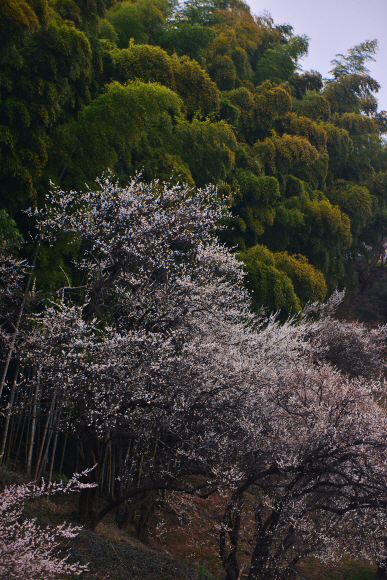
69;529;198;579
301;558;377;580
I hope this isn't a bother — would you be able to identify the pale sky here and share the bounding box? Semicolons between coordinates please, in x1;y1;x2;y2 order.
247;0;387;112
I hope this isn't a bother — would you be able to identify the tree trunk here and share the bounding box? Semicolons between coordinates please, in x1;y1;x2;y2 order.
0;240;40;401
26;368;41;477
220;489;246;580
78;430;100;528
247;510;280;580
35;386;58;479
136;490;157;542
48;406;62;485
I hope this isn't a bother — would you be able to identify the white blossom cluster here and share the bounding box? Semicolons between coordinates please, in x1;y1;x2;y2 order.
0;471;94;579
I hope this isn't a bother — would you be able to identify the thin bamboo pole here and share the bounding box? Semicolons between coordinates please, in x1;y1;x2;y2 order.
34;387;58;479
26;368;41;476
23;368;37;466
0;363;20;462
14;414;27;464
58;430;68;475
11;367;29;460
48;406;62;486
111;444;116;501
0;240;40;402
107;444;112;495
99;444;109;493
37;401;57;480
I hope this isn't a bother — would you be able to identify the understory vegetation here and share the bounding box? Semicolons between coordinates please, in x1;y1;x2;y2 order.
2;0;387;578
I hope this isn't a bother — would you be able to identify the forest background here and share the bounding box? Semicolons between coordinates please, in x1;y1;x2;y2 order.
3;0;387;312
3;0;387;578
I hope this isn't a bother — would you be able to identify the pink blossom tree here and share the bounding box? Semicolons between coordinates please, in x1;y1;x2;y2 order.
0;472;93;579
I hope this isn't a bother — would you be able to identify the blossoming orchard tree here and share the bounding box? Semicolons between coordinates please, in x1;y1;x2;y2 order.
217;356;387;580
2;178;387;578
24;177;254;528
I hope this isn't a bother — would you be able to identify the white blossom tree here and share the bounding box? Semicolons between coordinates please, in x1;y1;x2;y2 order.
216;322;387;580
5;176;387;579
24;177;254;527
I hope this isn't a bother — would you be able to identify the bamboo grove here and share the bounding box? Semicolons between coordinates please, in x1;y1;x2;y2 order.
2;0;387;309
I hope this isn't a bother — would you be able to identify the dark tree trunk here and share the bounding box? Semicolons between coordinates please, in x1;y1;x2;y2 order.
220;489;245;580
247;511;280;580
376;537;387;579
136;490;157;542
116;501;133;530
116;496;146;530
78;430;100;528
377;560;387;579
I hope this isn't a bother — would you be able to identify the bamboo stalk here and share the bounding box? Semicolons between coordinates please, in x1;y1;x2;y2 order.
0;363;20;462
111;444;116;501
99;443;109;493
10;367;29;460
58;430;68;475
14;414;27;464
37;402;57;480
107;444;112;495
136;452;144;489
124;439;133;466
48;406;62;486
34;386;58;479
4;365;25;462
26;368;41;476
23;368;37;466
0;240;40;402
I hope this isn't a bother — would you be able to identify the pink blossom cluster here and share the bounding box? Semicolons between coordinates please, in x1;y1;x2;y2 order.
0;472;94;579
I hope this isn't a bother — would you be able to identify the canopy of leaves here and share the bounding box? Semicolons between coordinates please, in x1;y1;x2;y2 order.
0;0;387;306
240;243;327;313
